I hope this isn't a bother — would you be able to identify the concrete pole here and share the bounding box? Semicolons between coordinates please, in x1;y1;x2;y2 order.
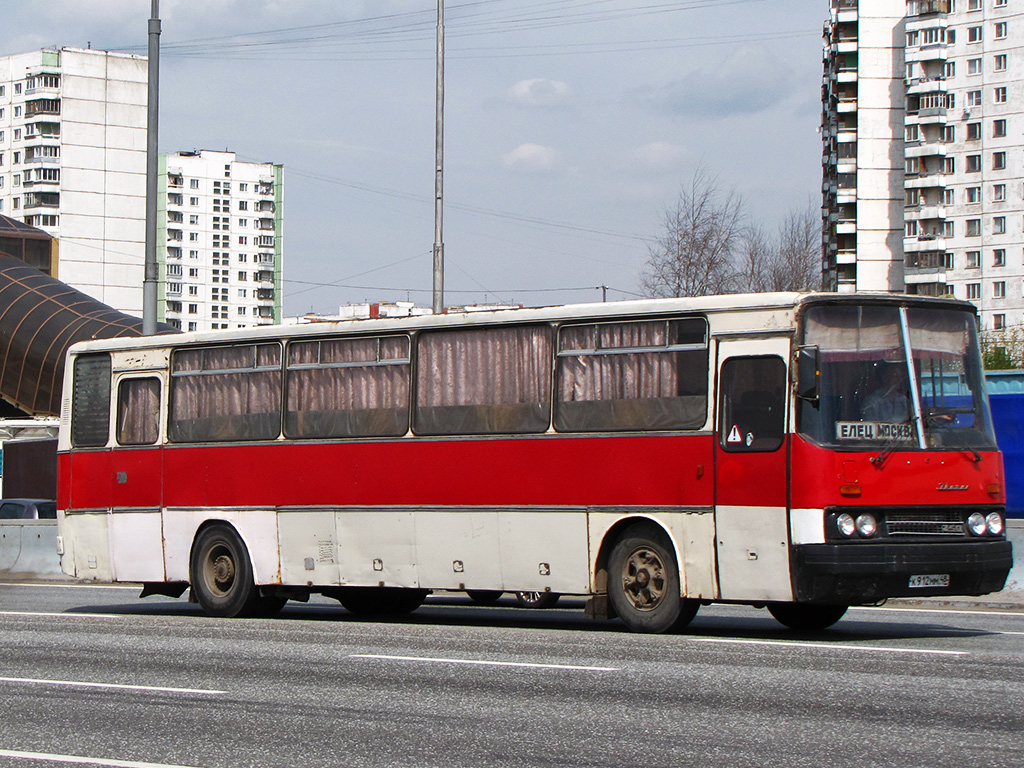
142;0;161;335
432;0;445;315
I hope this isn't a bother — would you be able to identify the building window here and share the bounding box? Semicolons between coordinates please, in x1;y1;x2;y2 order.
995;22;1007;40
944;221;955;238
967;283;982;300
994;315;1006;331
188;286;198;296
968;26;983;43
967;187;981;204
966;155;982;172
995;249;1007;267
968;0;982;9
994;216;1006;235
906;157;920;175
968;251;981;268
994;184;1006;202
967;122;982;141
945;61;956;79
967;90;983;107
190;197;199;206
944;189;955;205
906;189;921;207
995;54;1007;72
995;87;1007;104
994;281;1007;299
944;157;956;174
190;179;199;189
906;221;919;237
996;0;1007;6
968;59;982;75
994;151;1007;170
994;119;1007;138
967;219;982;237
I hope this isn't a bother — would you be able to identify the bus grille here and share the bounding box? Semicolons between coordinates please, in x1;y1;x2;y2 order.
886;511;965;537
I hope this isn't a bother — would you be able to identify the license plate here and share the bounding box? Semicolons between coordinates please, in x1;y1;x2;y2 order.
908;574;950;588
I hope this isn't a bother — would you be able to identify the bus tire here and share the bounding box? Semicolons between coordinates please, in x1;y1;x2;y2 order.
466;590;504;605
336;587;428;615
767;602;848;631
608;523;695;634
190;524;258;618
251;593;288;618
515;591;559;609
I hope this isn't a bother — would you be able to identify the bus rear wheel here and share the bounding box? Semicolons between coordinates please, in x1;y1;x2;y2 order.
335;587;429;615
515;591;559;609
466;590;504;605
767;602;848;631
608;523;698;634
190;524;258;618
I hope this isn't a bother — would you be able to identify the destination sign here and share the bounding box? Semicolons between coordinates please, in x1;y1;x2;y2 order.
835;421;915;441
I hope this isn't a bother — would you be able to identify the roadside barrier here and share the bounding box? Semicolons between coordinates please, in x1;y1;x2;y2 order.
0;521;64;579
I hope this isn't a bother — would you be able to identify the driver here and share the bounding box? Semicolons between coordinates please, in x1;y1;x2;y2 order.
862;362;911;423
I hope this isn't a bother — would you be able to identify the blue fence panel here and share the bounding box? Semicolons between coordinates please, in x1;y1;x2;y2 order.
987;371;1024;519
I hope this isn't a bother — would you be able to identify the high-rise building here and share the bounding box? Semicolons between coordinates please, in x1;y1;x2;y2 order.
0;47;148;312
160;150;283;331
823;0;1024;337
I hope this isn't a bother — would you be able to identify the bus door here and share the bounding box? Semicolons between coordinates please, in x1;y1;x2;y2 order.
714;338;793;602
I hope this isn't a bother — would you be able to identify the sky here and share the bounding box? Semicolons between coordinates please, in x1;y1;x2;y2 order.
1;0;831;316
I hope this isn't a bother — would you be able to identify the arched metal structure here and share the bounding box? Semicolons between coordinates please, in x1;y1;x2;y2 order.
0;253;178;416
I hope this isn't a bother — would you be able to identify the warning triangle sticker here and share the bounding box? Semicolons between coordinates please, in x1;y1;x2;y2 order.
727;425;742;443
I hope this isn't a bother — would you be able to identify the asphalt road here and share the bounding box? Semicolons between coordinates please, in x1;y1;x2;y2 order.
1;584;1023;768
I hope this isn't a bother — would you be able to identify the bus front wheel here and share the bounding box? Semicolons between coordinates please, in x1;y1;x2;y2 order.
190;524;258;618
608;523;698;633
767;602;848;631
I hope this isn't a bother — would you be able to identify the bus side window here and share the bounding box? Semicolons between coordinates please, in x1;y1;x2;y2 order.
414;325;552;436
117;377;161;446
719;356;786;452
71;353;112;448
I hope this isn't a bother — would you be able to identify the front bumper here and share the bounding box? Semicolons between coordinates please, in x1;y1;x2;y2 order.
792;540;1013;603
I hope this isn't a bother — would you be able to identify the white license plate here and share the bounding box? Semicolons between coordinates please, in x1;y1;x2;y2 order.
908;574;950;588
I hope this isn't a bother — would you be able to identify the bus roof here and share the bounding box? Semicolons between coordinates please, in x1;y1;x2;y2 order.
65;291;978;356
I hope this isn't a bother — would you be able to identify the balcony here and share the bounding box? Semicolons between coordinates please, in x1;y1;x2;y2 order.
23;192;60;209
906;78;946;96
167;229;183;242
255;200;275;212
256;218;275;231
905;173;947;190
835;249;857;265
25;98;60;117
904;235;946;252
905;141;947;158
256;235;275;248
836;97;858;113
905;205;947;221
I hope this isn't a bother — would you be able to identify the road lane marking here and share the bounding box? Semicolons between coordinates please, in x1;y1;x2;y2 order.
0;749;203;767
351;654;618;671
687;637;967;655
0;676;225;695
851;605;1024;617
0;582;140;590
0;611;120;619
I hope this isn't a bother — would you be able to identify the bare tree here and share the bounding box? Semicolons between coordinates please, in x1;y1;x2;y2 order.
771;200;822;292
736;224;774;293
640;166;745;298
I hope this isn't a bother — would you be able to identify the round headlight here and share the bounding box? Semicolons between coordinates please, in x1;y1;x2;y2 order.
836;513;856;537
855;513;878;537
986;512;1004;536
967;512;987;536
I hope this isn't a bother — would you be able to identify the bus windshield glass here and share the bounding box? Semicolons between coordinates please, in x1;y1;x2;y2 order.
797;304;996;450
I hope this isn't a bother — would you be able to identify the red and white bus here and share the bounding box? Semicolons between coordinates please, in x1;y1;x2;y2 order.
56;292;1013;632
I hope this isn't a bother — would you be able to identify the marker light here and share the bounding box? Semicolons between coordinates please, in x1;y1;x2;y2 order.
967;512;987;536
855;513;878;538
986;512;1005;536
836;513;856;537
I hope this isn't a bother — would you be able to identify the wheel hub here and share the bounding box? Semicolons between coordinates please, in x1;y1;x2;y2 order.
212;554;235;589
622;548;665;611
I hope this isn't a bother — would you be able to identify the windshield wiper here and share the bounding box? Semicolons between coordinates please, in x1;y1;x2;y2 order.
870;418;917;469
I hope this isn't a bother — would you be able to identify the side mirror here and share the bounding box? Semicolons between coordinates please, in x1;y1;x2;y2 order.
797;346;820;402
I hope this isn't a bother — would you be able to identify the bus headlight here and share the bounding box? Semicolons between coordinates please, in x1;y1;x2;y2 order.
967;512;987;536
855;513;878;538
836;513;856;537
986;512;1005;536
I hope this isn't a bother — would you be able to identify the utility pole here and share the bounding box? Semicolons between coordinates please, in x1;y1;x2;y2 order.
142;0;161;334
432;0;445;315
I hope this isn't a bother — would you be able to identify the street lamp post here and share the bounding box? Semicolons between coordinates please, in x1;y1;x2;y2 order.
142;0;161;335
432;0;445;315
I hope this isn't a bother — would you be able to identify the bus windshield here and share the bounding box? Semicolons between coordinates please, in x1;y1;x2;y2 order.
797;304;996;451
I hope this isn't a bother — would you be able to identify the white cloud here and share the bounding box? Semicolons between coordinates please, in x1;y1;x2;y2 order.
508;78;571;108
503;143;561;173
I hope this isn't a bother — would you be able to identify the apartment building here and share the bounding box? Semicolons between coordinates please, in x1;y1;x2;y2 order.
0;47;148;313
822;0;1024;336
160;150;283;331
